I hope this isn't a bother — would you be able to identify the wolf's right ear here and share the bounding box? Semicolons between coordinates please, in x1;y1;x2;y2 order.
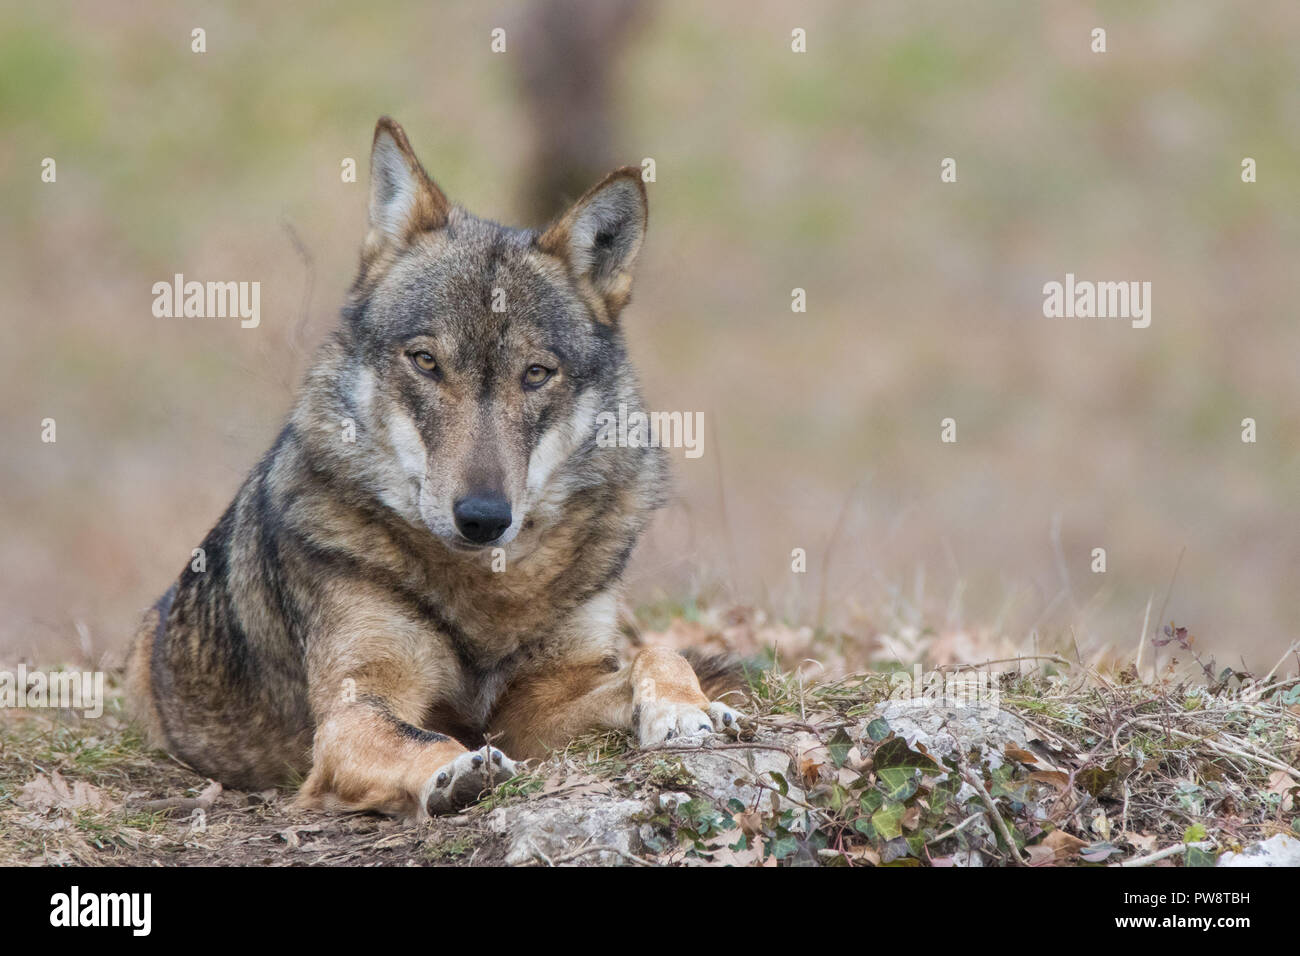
365;117;450;251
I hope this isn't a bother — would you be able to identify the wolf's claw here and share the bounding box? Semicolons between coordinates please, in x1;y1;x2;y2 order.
708;701;743;734
421;746;517;817
638;700;747;746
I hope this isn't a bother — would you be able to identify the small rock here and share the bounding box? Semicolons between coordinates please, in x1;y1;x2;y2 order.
489;796;646;866
657;791;692;811
672;744;802;810
1218;834;1300;867
863;700;1030;769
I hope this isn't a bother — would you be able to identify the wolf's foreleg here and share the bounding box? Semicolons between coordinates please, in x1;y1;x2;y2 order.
296;594;519;819
295;698;479;818
491;646;742;757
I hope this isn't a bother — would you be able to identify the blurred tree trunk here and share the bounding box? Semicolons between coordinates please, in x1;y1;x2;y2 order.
513;0;650;225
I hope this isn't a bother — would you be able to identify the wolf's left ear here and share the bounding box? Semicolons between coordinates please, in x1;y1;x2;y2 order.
537;168;647;321
366;117;450;250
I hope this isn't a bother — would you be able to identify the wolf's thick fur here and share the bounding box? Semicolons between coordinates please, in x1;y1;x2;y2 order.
127;118;742;818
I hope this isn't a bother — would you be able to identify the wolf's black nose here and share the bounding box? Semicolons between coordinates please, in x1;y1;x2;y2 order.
453;495;512;544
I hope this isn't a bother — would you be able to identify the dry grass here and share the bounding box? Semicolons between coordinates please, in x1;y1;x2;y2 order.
1;605;1294;866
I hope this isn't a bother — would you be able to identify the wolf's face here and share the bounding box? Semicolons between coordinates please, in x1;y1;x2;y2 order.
335;119;648;551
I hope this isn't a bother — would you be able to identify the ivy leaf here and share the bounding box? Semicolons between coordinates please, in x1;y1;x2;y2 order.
877;767;919;802
770;834;799;860
827;727;854;768
872;800;906;841
874;736;940;772
865;718;891;742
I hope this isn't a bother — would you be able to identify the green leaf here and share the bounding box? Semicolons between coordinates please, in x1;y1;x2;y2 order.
771;835;799;860
859;790;884;813
1183;822;1207;843
872;801;906;841
930;774;959;812
989;765;1030;804
823;783;849;812
768;771;790;797
874;736;939;772
827;727;854;768
877;767;919;802
1185;846;1216;868
865;718;891;742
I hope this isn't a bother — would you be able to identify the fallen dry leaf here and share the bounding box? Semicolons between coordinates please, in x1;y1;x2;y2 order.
846;844;881;866
1041;829;1088;859
1004;746;1039;765
1123;831;1159;852
1266;769;1297;811
798;754;824;786
17;771;118;814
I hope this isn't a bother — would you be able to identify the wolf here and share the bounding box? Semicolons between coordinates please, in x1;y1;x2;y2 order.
127;118;742;818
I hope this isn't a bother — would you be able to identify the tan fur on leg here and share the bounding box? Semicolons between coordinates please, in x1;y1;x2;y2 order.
493;646;726;756
630;646;710;710
296;704;465;818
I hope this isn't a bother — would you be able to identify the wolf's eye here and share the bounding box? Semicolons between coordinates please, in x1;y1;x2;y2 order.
522;365;554;389
409;351;439;376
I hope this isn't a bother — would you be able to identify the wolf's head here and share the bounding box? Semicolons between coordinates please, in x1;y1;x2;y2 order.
305;117;660;554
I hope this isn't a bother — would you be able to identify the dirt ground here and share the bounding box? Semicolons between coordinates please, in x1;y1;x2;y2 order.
0;699;524;867
3;623;1297;868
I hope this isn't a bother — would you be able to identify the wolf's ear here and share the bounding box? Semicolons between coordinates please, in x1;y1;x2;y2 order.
537;168;647;321
366;117;450;248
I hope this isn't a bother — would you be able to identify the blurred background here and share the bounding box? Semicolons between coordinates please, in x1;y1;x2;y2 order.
1;0;1297;673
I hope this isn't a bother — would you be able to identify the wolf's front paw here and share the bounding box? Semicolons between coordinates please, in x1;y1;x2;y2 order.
638;698;743;747
708;700;743;734
421;746;517;817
